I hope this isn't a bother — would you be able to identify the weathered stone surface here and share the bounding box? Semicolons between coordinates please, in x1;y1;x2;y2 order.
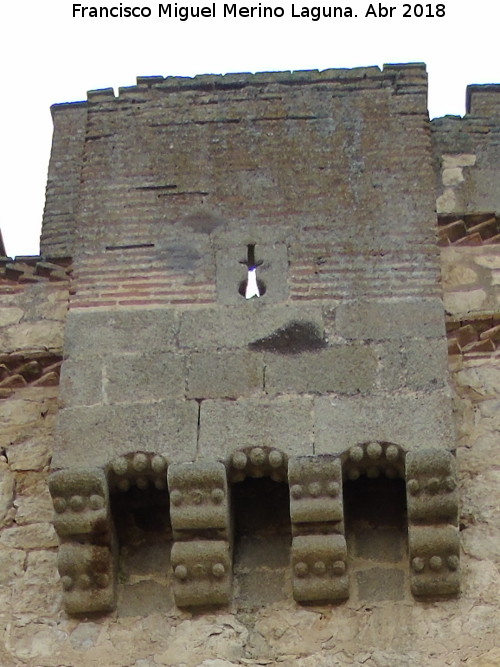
168;462;232;607
168;461;230;537
408;525;460;598
0;522;58;549
49;468;110;536
117;581;173;616
199;396;314;460
356;568;406;601
105;352;186;403
441;264;478;288
406;449;460;598
0;548;25;584
315;391;455;454
13;473;54;525
443;289;487;315
6;436;52;471
53;399;198;468
171;540;232;607
0;321;64;352
0;462;14;525
228;445;288;483
57;542;116;614
0;394;54;431
288;455;343;529
59;356;103;407
265;345;377;395
406;449;459;524
335;298;445;340
179;305;324;350
442;154;477;168
291;534;349;602
63;309;179;357
0;307;24;328
187;350;263;399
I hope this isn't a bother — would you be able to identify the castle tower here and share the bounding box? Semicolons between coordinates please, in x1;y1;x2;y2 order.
45;64;459;612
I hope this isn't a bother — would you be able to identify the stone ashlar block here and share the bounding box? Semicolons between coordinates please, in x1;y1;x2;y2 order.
168;462;230;538
64;309;179;358
265;345;377;395
215;243;289;305
57;542;116;614
179;304;324;351
314;391;455;455
291;534;348;603
408;524;460;598
288;456;343;530
198;396;314;462
211;225;292;249
406;449;459;525
53;399;198;469
376;339;449;393
171;539;231;607
59;356;103;408
49;469;109;537
105;352;186;403
404;339;450;391
335;298;445;340
187;350;263;399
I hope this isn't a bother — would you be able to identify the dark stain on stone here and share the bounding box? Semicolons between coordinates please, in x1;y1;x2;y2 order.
157;243;202;271
181;211;226;235
248;321;326;355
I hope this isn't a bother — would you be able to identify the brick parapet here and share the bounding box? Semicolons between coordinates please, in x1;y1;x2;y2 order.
41;65;436;310
41;103;87;259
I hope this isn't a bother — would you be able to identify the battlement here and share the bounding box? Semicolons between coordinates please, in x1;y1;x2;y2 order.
466;83;500;116
50;63;428;114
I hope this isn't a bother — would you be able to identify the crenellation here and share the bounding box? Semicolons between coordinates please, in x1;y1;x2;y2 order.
466;84;500;117
87;87;116;101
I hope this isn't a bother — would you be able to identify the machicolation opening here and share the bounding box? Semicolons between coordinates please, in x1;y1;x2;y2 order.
111;485;173;615
343;474;409;602
232;477;291;609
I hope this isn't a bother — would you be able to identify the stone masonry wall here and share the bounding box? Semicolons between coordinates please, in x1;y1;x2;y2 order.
0;68;498;666
0;251;498;666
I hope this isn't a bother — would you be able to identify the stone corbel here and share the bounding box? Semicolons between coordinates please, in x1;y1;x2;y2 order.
168;461;232;607
49;468;117;614
406;449;460;598
288;455;348;603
